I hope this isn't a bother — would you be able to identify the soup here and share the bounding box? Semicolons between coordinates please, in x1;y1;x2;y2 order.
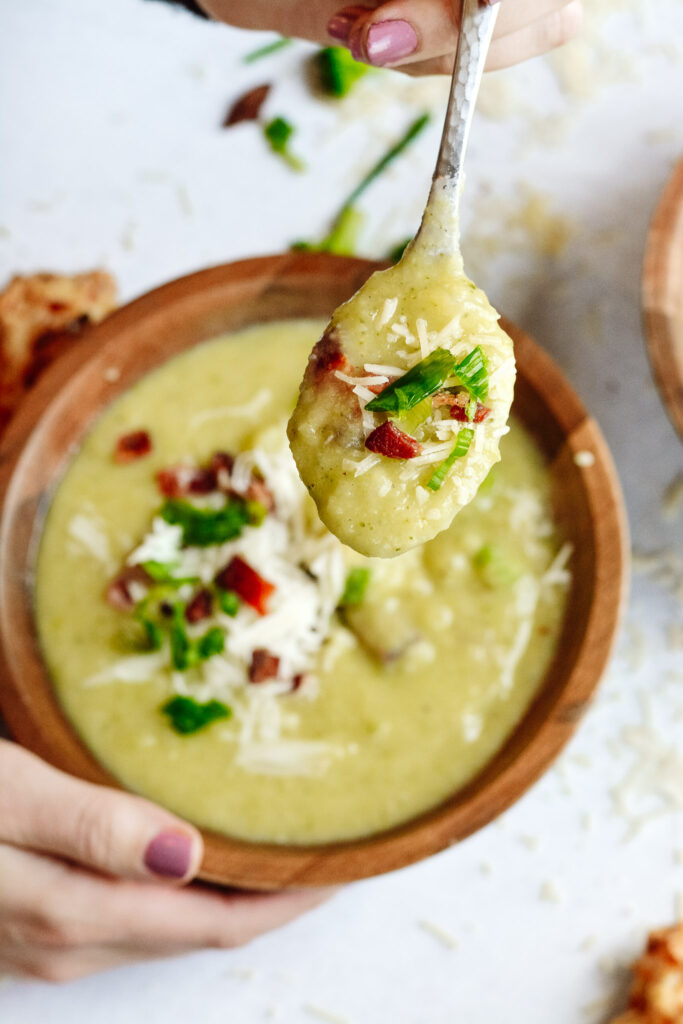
35;319;570;844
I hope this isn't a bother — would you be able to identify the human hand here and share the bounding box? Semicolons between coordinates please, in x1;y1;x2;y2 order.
0;741;331;981
200;0;582;74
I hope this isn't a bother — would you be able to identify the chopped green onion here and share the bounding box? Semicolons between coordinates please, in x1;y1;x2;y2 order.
291;114;429;254
243;37;292;63
320;205;365;256
339;567;372;607
292;205;366;257
317;46;369;97
344;114;430;209
473;544;521;589
397;397;432;437
245;499;267;526
160;498;253;547
453;346;489;404
170;617;196;671
141;560;198;586
264;117;305;172
217;588;240;616
427;428;474;491
366;348;455;414
196;626;225;660
140;618;163;651
162;696;231;735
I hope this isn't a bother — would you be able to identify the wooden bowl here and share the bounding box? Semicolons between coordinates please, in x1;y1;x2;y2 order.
643;156;683;438
0;254;628;889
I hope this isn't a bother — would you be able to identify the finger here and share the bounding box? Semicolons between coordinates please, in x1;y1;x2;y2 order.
0;741;202;883
344;0;580;69
0;843;334;980
198;0;380;43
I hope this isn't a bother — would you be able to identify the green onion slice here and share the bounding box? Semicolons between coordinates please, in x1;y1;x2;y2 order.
427;428;474;492
160;498;253;547
397;397;432;436
366;349;455;414
453;346;488;403
243;37;292;63
339;567;371;607
162;696;231;735
264;117;305;172
317;46;369;97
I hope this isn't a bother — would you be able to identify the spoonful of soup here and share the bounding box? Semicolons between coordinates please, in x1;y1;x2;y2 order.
288;0;515;558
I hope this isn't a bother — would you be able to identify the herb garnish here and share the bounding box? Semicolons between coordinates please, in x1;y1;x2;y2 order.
170;607;226;672
264;117;305;171
292;114;429;254
216;588;240;616
366;348;455;414
317;46;369;97
427;428;475;491
162;696;231;735
473;544;521;589
339;567;372;607
293;205;366;256
160;497;256;547
453;346;489;405
243;37;292;64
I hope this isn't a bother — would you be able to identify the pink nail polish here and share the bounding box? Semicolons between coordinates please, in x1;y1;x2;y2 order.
144;830;193;879
365;20;418;67
327;12;355;42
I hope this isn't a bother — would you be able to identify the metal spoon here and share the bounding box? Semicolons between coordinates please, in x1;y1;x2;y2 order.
413;0;500;257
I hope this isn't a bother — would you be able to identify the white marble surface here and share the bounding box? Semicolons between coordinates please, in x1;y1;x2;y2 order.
1;1;682;1021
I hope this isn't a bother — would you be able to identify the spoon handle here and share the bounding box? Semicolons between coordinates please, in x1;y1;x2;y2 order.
436;0;499;183
415;0;499;254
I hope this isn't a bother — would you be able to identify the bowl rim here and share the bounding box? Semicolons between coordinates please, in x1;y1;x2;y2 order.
0;253;629;888
642;154;683;439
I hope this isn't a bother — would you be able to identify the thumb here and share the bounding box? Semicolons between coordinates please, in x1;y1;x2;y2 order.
0;741;203;883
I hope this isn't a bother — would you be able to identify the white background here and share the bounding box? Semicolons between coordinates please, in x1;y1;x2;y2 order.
1;1;682;1021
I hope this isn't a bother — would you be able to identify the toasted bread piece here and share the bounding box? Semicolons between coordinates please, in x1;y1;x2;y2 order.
0;271;117;432
612;923;683;1023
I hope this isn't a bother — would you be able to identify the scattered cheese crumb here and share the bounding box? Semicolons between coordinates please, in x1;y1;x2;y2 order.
377;296;398;328
303;1004;350;1024
103;365;121;382
418;919;459;950
539;880;563;904
574;449;595;468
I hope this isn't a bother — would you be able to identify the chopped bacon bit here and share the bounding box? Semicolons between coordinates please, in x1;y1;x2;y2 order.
210;451;235;491
223;83;271;127
248;648;280;683
114;430;152;464
157;464;217;498
309;330;348;382
433;392;490;423
365;421;422;460
185;588;213;623
243;475;276;512
105;565;151;610
215;556;275;616
291;673;305;692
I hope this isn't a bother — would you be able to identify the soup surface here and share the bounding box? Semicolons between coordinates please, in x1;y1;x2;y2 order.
36;319;570;844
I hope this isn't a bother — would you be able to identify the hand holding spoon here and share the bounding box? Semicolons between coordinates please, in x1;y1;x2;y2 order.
288;0;515;558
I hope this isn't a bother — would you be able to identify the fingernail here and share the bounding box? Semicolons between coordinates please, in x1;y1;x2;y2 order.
144;830;193;879
327;12;356;42
365;20;418;67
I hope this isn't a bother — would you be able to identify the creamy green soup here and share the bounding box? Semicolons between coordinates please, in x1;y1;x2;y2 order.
288;183;516;558
35;320;570;844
